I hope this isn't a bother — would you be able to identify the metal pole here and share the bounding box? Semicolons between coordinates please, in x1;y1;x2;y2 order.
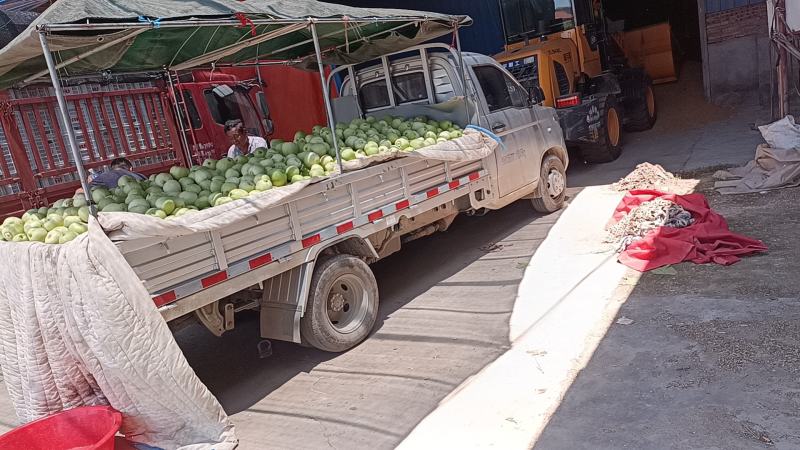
453;26;471;125
38;31;95;213
166;71;195;166
310;21;343;173
347;65;362;115
776;0;790;118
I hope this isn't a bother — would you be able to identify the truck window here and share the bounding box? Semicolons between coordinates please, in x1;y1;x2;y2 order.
178;90;202;129
205;89;261;135
392;72;428;104
360;79;392;111
473;65;528;112
553;61;571;96
257;91;270;118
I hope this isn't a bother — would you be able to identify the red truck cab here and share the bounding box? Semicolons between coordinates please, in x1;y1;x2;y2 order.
175;66;330;163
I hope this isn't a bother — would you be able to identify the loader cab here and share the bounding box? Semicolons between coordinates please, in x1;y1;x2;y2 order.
494;0;603;107
173;71;274;163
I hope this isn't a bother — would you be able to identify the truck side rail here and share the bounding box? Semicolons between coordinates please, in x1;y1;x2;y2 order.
115;155;489;321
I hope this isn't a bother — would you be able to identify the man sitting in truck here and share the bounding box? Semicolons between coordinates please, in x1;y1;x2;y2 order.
89;157;146;189
225;119;268;158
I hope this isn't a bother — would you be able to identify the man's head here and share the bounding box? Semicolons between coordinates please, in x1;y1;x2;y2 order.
110;157;133;171
225;119;249;149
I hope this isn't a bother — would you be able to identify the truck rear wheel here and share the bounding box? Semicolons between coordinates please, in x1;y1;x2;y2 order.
625;82;657;132
300;254;379;352
581;97;622;164
531;155;566;213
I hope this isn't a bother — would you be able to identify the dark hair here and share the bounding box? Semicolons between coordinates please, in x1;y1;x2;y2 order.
224;119;244;134
110;157;133;170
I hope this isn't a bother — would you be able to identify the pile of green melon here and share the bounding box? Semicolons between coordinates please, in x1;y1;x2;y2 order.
0;201;90;244
332;115;462;159
0;115;464;244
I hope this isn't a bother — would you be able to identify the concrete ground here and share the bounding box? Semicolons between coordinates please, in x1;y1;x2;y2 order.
0;64;784;449
535;180;800;450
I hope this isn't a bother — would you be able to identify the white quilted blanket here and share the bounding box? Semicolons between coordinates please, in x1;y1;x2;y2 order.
0;129;498;449
0;220;237;449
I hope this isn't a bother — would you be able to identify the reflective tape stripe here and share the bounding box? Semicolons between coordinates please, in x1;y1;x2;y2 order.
201;271;228;288
249;253;273;269
153;169;487;308
336;221;354;234
153;291;176;307
302;234;321;248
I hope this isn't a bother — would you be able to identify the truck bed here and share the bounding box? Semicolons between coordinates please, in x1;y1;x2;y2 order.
115;155;490;321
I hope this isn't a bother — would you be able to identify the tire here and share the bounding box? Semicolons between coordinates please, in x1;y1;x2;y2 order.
581;96;623;164
531;155;567;213
300;254;379;352
624;81;657;132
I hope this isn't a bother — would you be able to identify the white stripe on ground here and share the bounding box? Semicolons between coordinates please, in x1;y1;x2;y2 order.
397;185;638;450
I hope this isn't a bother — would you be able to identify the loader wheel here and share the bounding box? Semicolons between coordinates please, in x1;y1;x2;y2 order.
625;82;657;132
531;154;567;213
581;97;623;164
300;254;379;352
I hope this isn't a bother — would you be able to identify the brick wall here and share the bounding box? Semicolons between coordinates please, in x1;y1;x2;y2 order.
706;3;768;44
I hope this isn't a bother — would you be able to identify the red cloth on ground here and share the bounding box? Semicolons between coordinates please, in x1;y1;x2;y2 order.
612;189;768;272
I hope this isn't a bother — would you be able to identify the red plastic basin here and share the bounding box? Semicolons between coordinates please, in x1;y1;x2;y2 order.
0;406;122;450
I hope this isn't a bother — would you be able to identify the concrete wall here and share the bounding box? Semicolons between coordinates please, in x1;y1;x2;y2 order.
703;1;771;104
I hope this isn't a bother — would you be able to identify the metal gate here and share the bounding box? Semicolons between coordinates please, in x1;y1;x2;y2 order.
0;81;185;218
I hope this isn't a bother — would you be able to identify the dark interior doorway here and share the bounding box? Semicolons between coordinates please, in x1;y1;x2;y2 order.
603;0;702;62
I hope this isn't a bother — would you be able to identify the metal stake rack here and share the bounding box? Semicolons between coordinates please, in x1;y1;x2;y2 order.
34;11;470;216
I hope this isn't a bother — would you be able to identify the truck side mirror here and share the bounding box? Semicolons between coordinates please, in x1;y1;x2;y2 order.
529;86;545;105
263;118;274;136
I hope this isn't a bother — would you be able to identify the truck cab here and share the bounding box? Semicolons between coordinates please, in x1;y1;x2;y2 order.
173;71;274;164
330;44;569;213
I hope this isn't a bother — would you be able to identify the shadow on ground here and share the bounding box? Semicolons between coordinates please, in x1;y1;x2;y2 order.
534;178;800;450
175;192;575;449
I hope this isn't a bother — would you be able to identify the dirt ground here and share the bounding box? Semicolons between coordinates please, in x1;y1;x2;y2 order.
535;177;800;450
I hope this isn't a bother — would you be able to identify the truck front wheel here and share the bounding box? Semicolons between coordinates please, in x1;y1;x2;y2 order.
300;254;379;352
531;155;567;213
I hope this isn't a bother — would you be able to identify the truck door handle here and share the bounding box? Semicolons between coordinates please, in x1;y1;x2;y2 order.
491;123;506;132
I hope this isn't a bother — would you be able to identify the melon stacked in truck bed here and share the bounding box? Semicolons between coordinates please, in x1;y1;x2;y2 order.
0;115;466;244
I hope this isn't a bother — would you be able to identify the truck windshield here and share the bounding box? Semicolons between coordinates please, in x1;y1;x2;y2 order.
204;89;262;136
499;0;576;44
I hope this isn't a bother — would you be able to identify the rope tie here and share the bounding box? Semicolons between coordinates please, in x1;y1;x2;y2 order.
137;16;162;28
235;12;257;37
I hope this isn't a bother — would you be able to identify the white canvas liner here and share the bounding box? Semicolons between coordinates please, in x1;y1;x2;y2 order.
0;129;497;448
714;116;800;194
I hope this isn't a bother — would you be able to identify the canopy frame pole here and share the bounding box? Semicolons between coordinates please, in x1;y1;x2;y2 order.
38;30;95;213
43;16;455;32
166;70;195;166
310;21;343;173
453;25;471;125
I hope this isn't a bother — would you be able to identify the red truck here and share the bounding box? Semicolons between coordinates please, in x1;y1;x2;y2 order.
0;65;328;219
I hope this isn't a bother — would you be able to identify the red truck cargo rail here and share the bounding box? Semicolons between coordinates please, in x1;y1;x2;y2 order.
0;81;186;219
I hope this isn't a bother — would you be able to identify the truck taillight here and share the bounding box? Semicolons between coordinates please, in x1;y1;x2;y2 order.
555;94;581;108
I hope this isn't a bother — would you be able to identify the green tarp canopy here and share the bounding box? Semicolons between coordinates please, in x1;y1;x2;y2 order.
0;0;471;88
